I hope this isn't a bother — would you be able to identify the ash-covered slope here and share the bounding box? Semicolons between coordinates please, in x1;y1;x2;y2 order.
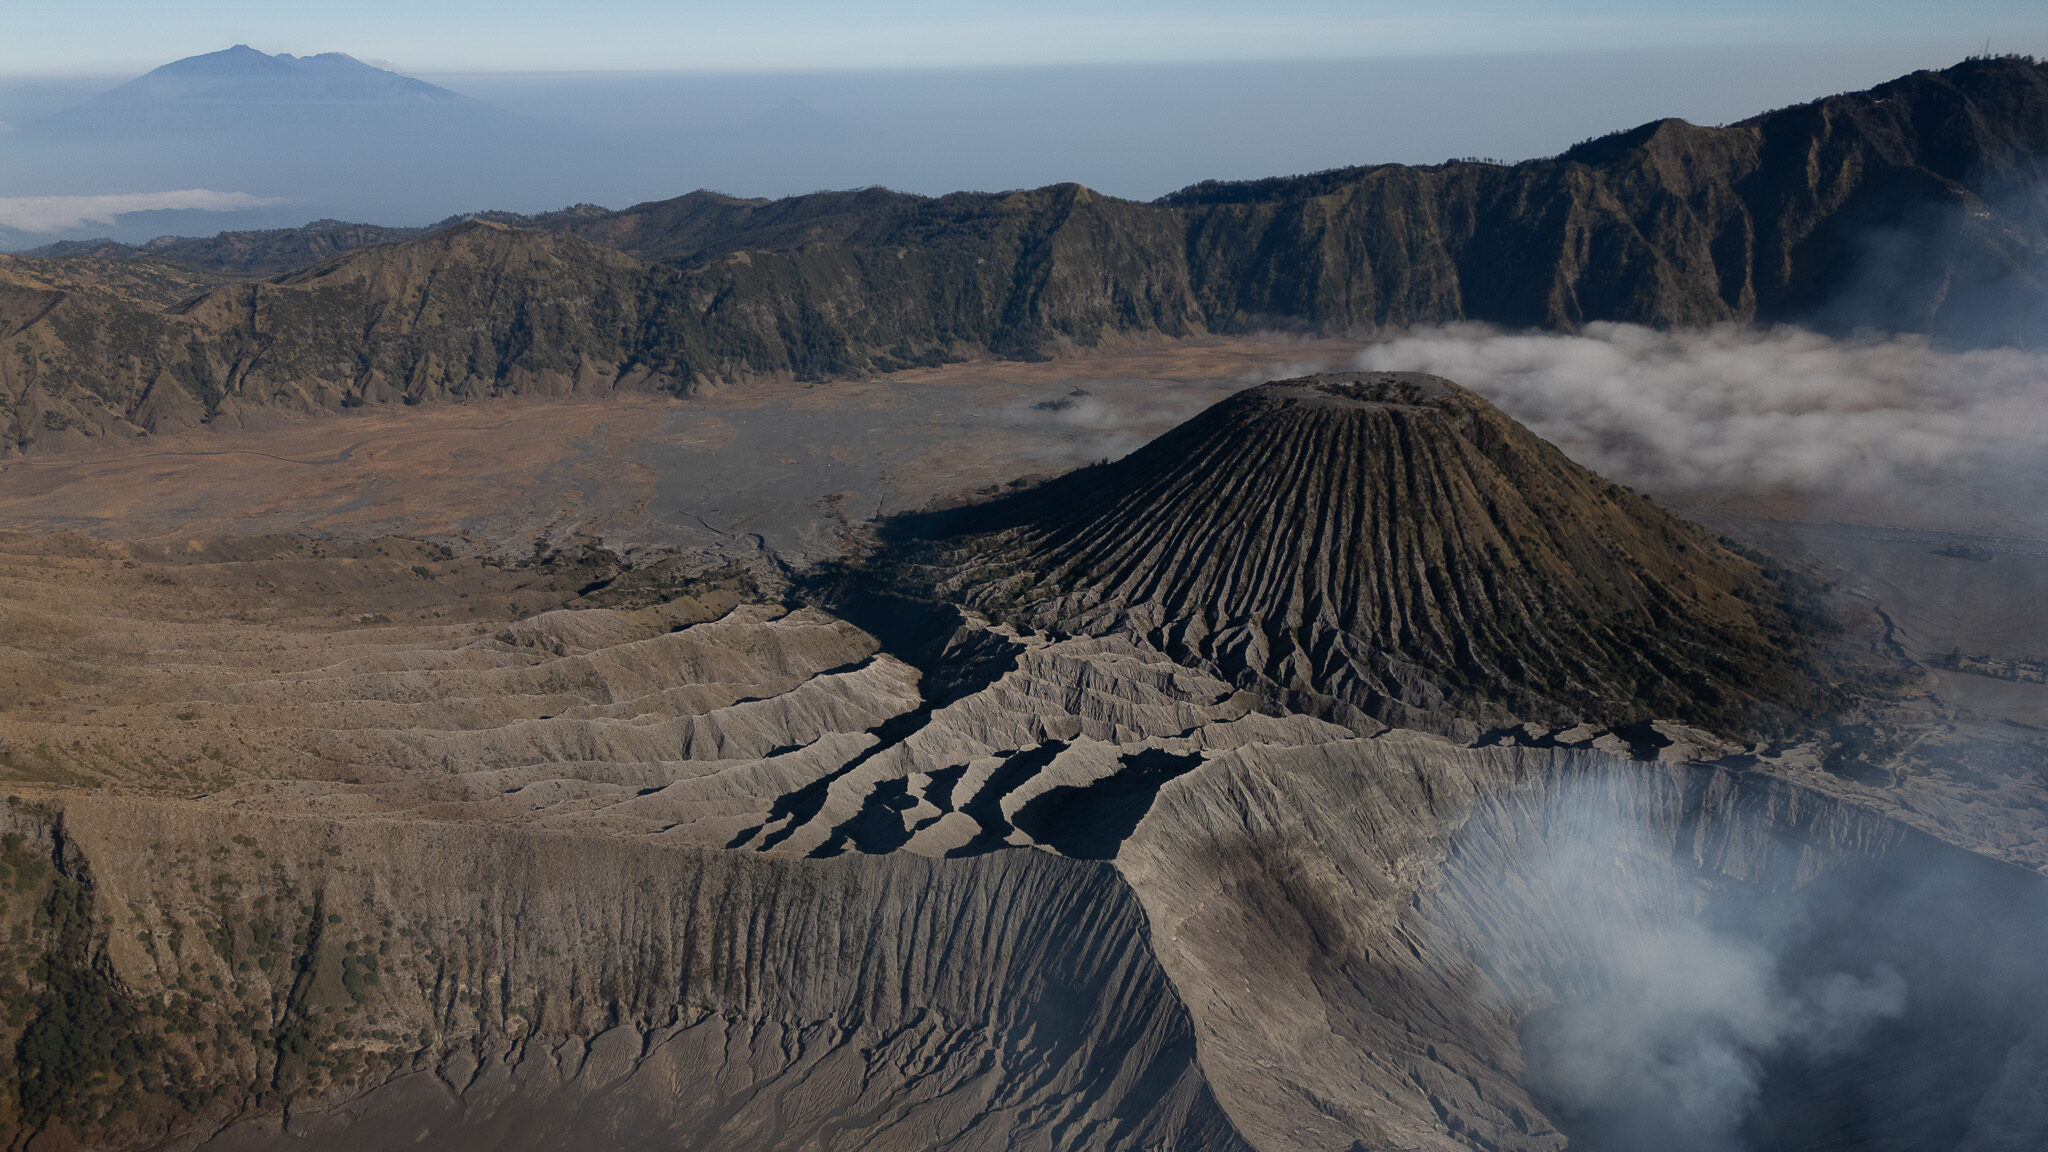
921;371;1834;735
0;532;2038;1152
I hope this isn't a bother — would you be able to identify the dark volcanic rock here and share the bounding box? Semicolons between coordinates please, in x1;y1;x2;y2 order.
918;371;1837;736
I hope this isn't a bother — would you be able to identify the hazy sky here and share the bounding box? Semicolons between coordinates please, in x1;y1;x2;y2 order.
6;0;2048;74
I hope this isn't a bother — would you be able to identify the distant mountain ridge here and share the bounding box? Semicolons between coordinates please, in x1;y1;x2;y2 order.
3;56;2045;454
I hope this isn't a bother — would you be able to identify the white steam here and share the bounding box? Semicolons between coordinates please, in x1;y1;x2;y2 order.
1448;773;1913;1152
1520;917;1905;1152
985;386;1239;469
1353;322;2048;527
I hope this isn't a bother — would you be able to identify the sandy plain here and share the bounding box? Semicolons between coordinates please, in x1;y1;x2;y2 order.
0;337;1368;561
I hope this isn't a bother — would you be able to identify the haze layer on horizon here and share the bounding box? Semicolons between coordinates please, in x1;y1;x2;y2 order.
416;42;2026;200
8;0;2048;75
1;42;2034;246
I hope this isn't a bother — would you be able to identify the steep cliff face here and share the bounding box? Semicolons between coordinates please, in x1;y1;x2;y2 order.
913;372;1836;736
1168;57;2048;340
0;224;667;449
561;58;2046;343
6;58;2042;454
629;183;1205;373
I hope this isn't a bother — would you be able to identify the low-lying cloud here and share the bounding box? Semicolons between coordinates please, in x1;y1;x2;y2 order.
0;189;277;233
984;385;1241;471
979;354;1350;472
1353;322;2048;528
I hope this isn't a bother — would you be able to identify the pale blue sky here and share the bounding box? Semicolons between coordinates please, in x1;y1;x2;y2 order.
5;0;2047;74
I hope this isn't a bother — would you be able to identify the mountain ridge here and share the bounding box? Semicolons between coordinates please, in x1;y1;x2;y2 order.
2;56;2044;454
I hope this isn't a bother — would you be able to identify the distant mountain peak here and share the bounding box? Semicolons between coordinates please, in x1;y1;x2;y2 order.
162;45;372;71
16;45;496;141
163;43;275;68
78;45;463;108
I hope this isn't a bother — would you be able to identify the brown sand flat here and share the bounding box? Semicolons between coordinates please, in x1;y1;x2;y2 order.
0;336;1370;556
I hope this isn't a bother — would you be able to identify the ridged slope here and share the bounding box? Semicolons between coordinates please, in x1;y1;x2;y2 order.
930;372;1831;735
0;533;2039;1150
0;798;1249;1152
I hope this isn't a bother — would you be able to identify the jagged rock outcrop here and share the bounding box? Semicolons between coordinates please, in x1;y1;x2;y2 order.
912;371;1836;736
6;57;2043;453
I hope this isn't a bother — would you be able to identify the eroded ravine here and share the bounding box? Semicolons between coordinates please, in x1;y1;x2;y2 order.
0;366;2042;1151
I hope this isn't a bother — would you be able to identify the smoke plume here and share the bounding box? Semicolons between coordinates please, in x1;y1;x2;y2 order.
1509;828;1907;1152
1447;769;2048;1152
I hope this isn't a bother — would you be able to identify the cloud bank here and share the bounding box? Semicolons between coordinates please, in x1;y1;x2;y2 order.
1354;323;2048;528
0;189;276;233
